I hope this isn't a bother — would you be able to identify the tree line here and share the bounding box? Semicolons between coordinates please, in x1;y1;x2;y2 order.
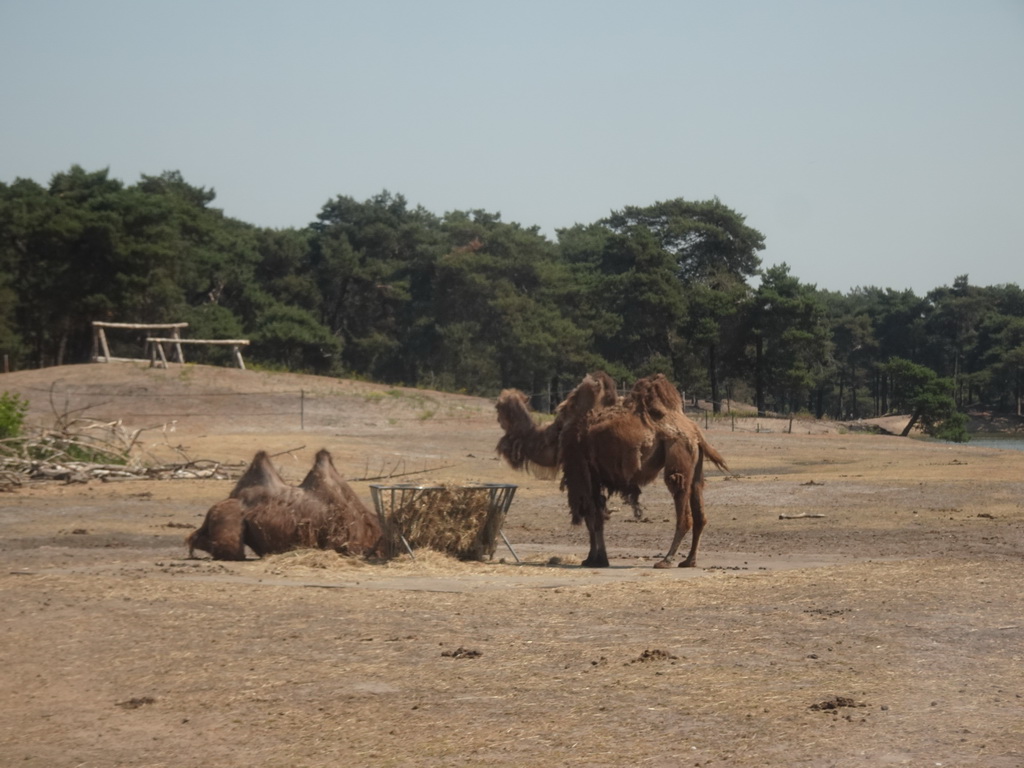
2;166;1022;436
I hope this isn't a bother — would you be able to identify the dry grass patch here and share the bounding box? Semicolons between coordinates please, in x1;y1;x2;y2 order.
257;548;372;575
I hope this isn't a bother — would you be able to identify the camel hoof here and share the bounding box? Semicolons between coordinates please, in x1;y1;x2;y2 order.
678;560;696;568
582;557;610;568
653;559;673;569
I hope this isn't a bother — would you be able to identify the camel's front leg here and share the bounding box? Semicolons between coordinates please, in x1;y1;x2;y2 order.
581;495;610;568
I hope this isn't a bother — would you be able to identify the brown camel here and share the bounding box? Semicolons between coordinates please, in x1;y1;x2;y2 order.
496;373;728;568
187;449;382;560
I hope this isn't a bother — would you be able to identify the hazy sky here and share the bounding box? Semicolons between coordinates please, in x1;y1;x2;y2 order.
2;1;1021;295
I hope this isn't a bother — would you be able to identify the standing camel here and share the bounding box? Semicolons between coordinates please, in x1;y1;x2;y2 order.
496;373;728;568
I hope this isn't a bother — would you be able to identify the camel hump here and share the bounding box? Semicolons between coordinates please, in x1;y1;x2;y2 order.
628;374;683;420
559;377;595;418
230;450;288;498
300;448;341;492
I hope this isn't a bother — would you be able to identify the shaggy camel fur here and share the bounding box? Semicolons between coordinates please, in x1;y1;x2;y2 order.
187;449;382;560
496;373;728;568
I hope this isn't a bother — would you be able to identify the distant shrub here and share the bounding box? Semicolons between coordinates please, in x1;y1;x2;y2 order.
0;392;28;439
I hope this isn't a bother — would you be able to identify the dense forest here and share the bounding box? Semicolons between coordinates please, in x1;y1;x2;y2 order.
2;166;1022;435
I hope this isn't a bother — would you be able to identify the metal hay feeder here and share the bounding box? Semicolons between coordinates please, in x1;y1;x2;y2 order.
369;482;519;562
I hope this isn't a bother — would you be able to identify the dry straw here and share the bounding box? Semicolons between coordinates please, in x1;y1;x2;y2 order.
374;483;513;561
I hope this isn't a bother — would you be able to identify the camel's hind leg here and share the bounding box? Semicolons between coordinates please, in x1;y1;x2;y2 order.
653;442;700;569
678;475;707;567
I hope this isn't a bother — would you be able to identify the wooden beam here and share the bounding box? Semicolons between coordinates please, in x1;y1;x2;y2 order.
92;321;189;330
146;338;250;345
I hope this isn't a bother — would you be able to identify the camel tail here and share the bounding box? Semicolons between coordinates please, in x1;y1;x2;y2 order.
701;439;729;474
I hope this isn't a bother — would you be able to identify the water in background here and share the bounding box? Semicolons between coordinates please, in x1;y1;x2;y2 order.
968;435;1024;452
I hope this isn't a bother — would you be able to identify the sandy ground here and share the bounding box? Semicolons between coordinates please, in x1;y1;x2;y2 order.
1;362;1023;767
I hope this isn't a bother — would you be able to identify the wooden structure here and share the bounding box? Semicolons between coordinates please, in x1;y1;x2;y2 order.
91;321;250;369
146;337;250;370
92;322;187;364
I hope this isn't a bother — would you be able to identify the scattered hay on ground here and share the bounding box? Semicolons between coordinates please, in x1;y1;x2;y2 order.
257;548;371;575
382;547;497;575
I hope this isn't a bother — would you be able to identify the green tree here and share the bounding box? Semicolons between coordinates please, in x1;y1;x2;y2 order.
884;357;968;441
310;191;443;382
250;303;342;374
601;198;764;407
823;290;878;419
590;228;687;376
0;167;261;367
923;275;988;406
432;211;594;396
603;197;764;282
0;182;26;366
981;315;1024;414
839;286;928;416
745;265;833;416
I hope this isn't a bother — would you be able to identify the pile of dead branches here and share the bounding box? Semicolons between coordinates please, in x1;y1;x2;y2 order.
0;407;243;490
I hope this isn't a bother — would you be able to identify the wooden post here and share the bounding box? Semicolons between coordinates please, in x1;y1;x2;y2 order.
171;327;185;364
153;340;169;369
98;326;112;362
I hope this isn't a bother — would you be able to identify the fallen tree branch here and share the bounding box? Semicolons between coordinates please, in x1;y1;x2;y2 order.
354;461;456;482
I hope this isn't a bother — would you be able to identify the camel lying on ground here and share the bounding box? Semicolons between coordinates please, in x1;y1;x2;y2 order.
187;449;382;560
496;373;728;568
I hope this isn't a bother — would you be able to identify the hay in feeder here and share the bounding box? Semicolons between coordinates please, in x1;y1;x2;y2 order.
373;483;514;561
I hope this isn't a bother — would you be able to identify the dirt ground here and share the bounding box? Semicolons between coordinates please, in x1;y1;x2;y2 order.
1;362;1022;767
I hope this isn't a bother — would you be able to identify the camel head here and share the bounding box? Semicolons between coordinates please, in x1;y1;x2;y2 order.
495;389;560;478
588;370;620;408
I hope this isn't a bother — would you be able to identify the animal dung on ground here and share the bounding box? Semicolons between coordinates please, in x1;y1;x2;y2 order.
441;646;482;658
116;696;156;709
630;649;679;664
370;483;516;561
809;696;866;711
